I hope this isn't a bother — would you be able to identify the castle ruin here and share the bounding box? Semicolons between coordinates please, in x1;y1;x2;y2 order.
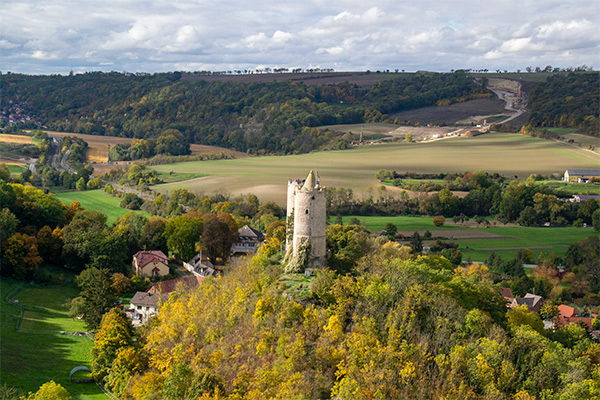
286;170;326;270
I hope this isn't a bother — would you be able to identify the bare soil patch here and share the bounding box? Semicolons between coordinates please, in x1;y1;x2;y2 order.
391;98;506;125
0;134;34;144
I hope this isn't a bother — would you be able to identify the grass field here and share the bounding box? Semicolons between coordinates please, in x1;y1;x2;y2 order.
0;278;108;400
55;189;149;225
536;180;600;195
149;133;599;205
338;215;597;262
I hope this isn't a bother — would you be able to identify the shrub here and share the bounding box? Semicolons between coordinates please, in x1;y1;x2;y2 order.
433;216;445;227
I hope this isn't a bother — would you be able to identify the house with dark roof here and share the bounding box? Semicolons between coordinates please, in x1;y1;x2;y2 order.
126;291;168;326
564;169;600;183
231;225;265;254
126;276;205;325
132;250;169;278
511;293;543;313
183;250;219;277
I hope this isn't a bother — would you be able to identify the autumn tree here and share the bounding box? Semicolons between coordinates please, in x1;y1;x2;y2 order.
91;308;135;381
3;233;43;279
23;381;71;400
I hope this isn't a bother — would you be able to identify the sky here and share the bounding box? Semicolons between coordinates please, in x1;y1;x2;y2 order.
1;0;599;75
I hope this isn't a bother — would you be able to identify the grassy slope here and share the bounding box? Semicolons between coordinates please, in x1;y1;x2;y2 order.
0;278;108;400
149;133;599;204
55;190;149;225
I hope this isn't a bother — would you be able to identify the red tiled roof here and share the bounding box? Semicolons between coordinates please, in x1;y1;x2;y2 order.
147;276;205;295
134;250;168;268
558;304;576;318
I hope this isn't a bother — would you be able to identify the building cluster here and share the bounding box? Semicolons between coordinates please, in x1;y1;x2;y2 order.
0;100;40;127
501;288;599;339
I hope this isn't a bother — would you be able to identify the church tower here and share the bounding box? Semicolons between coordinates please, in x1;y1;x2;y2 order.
286;170;326;270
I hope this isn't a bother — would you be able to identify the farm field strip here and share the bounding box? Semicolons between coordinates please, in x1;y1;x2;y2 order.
0;133;34;144
149;133;598;204
338;215;595;261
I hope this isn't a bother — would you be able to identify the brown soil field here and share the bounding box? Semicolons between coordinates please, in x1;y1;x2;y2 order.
391;98;507;125
182;72;399;89
0;134;34;144
0;158;26;166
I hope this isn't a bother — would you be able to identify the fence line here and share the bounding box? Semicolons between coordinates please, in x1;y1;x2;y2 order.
5;282;25;331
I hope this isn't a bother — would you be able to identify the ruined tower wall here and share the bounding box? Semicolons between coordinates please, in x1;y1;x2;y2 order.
289;171;326;268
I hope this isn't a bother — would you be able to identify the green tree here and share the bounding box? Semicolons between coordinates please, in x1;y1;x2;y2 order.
384;222;398;237
76;177;86;191
164;215;203;260
0;207;19;243
76;267;117;330
139;217;168;253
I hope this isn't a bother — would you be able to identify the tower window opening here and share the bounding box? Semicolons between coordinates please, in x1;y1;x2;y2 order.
311;196;315;200
305;209;309;214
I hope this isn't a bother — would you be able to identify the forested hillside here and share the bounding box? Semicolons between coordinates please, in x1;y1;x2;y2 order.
1;72;486;154
527;73;599;136
93;247;600;400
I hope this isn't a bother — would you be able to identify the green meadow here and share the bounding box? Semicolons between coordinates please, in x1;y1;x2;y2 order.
339;215;597;262
149;133;599;205
0;278;108;400
55;189;149;225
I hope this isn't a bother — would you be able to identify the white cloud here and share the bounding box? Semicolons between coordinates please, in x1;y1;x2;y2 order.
0;0;597;74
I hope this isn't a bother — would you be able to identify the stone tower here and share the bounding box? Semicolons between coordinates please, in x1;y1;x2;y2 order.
286;170;326;269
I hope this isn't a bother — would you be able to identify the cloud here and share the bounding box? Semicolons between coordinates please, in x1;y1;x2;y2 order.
0;0;597;74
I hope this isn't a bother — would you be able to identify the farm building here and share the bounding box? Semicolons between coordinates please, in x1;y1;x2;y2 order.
132;250;169;278
563;169;600;183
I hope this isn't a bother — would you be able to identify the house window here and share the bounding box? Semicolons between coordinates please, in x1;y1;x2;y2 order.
137;306;141;310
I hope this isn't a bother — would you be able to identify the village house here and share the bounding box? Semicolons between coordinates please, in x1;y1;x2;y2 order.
183;250;219;277
556;304;598;330
126;276;205;326
231;225;265;254
563;169;600;183
132;250;169;278
511;293;543;313
127;291;168;326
